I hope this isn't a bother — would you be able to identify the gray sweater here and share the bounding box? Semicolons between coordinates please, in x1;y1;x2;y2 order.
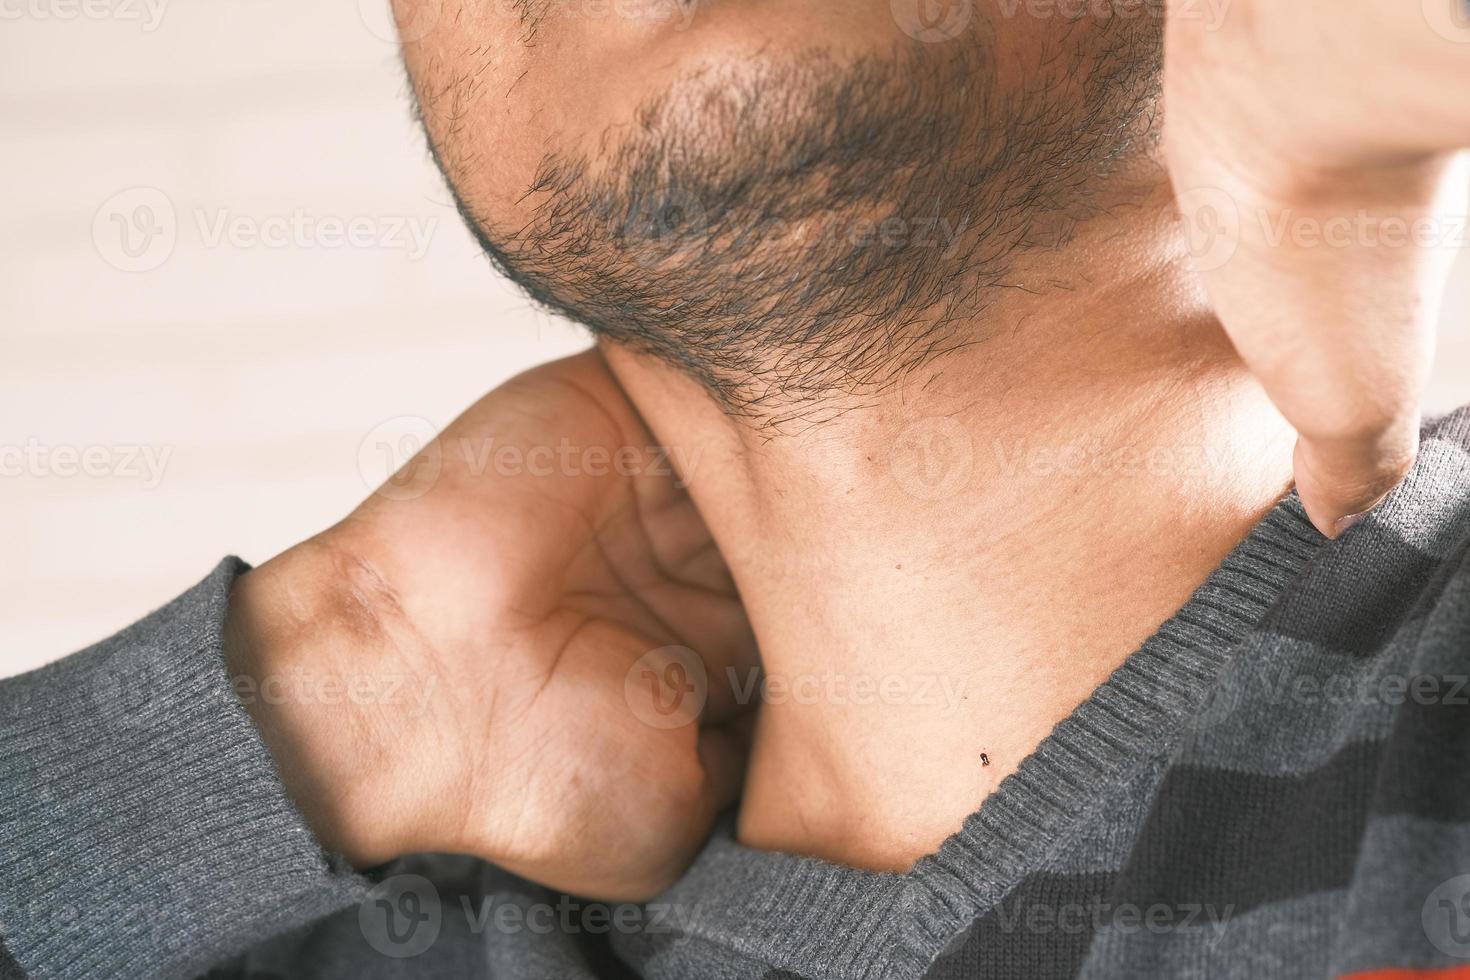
5;408;1470;980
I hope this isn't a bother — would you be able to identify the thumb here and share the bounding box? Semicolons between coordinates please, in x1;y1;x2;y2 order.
1293;418;1419;538
1166;142;1455;539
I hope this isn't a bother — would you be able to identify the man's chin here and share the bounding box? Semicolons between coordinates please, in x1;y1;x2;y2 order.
455;31;1156;410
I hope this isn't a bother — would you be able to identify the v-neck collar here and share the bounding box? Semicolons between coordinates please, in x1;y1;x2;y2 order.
654;495;1324;980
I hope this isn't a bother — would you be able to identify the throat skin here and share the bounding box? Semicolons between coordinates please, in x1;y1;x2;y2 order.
600;189;1297;873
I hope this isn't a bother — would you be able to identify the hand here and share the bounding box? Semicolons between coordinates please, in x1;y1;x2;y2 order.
224;349;757;901
1164;0;1470;536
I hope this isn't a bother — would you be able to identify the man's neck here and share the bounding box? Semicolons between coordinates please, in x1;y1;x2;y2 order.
602;187;1297;872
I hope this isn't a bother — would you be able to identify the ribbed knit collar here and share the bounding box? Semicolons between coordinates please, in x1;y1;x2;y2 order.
654;494;1325;980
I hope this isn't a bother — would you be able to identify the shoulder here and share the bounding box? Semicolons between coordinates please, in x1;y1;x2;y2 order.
1422;403;1470;488
1264;407;1470;661
1358;404;1470;567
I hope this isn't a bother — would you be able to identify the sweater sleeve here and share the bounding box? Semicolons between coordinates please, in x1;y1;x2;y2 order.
0;559;367;980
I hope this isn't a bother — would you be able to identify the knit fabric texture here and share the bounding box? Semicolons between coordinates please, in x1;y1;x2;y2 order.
4;408;1470;980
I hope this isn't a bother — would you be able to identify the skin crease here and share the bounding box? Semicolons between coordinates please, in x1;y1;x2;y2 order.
219;0;1470;889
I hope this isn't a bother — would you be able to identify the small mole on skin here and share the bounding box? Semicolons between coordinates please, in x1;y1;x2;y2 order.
895;563;903;570
981;753;991;768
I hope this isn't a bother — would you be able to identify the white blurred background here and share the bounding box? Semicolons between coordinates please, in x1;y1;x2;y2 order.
2;0;1469;679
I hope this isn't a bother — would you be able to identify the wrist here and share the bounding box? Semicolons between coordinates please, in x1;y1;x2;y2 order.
223;535;458;867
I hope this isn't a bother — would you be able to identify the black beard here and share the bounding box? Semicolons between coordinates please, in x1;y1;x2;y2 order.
443;26;1159;418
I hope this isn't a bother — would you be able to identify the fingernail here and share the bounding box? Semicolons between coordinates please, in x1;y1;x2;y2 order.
1332;512;1368;537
